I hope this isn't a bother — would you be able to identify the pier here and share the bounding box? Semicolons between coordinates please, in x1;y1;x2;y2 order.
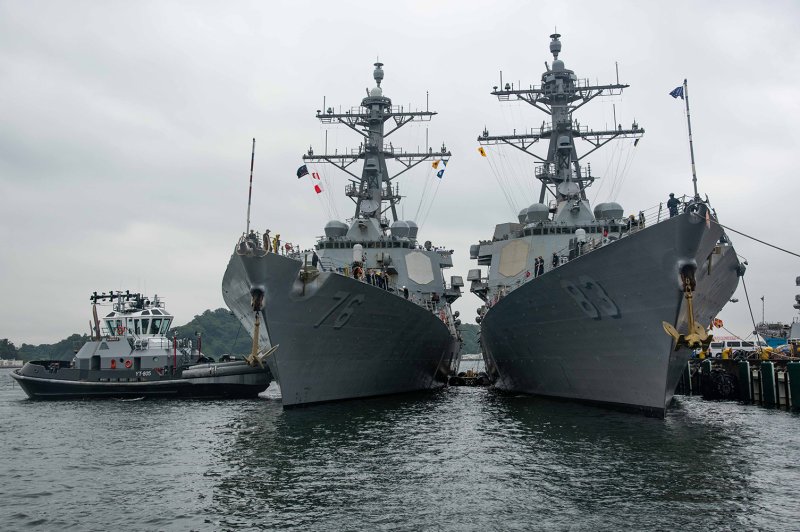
676;358;800;410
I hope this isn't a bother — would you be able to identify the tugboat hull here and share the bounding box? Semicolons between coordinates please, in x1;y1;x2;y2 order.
11;361;270;400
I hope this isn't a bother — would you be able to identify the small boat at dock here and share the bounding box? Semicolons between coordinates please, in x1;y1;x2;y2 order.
11;291;273;400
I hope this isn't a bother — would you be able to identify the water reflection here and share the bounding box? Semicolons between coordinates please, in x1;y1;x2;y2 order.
209;389;794;531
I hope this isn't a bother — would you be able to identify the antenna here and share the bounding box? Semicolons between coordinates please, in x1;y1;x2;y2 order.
682;79;700;199
245;138;255;234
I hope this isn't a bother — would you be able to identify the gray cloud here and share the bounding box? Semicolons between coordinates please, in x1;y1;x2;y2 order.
2;1;799;344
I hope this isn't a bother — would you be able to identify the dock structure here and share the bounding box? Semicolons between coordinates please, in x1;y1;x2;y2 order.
676;358;800;410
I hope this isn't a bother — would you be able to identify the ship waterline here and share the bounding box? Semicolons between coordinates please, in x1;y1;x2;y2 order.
471;33;741;416
222;62;462;407
223;252;457;406
480;209;740;416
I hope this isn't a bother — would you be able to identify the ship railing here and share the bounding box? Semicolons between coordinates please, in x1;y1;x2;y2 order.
541;194;702;273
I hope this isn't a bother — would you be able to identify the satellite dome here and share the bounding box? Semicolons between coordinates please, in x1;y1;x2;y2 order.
370;86;383;97
552;59;565;71
525;203;549;222
390;220;410;238
517;207;529;224
593;202;624;220
405;221;419;239
324;220;348;238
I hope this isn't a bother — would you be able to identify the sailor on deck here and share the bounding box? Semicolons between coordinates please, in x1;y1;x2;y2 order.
667;193;679;217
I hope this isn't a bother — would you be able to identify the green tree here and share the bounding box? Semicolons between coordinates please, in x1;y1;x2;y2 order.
458;323;481;354
0;338;18;359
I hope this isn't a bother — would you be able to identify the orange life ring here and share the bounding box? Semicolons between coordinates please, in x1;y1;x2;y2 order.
110;359;117;369
116;325;125;335
124;360;132;369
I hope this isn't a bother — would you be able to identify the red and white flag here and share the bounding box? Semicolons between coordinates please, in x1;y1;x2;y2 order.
314;183;323;194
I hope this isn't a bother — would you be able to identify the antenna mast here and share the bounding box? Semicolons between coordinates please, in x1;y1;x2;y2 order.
303;63;451;223
477;34;644;206
245;138;255;233
682;79;700;199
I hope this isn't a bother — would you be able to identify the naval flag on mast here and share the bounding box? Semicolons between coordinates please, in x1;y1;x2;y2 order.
669;86;684;100
436;159;447;179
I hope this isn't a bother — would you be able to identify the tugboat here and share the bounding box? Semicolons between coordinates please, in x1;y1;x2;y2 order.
469;34;742;417
11;291;273;400
222;62;463;407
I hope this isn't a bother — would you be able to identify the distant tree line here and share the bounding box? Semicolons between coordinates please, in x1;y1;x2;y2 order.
3;308;481;361
458;323;481;354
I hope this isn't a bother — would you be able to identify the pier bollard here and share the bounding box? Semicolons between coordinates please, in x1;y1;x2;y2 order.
678;361;692;395
700;359;712;399
760;361;777;407
738;361;751;403
788;362;800;410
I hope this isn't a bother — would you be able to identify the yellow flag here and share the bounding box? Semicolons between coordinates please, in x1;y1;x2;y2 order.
432;160;440;170
478;146;487;157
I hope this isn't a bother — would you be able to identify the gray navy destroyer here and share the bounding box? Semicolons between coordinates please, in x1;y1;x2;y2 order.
11;291;272;399
469;34;742;417
222;63;462;407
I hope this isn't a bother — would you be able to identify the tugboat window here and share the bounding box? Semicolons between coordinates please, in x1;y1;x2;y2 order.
140;319;150;334
134;320;141;335
160;319;171;335
150;319;162;335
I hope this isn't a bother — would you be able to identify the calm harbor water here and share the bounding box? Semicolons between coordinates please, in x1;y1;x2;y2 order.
2;367;799;531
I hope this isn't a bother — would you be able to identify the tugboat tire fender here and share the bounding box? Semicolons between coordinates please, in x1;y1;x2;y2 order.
124;360;132;369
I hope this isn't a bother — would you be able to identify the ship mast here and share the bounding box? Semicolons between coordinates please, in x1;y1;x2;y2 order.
478;34;644;209
303;63;451;223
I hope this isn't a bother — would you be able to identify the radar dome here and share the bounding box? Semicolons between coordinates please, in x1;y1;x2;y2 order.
552;59;565;71
324;220;348;238
370;86;383;97
593;202;624;220
390;220;410;238
405;221;419;239
525;203;549;222
517;207;529;224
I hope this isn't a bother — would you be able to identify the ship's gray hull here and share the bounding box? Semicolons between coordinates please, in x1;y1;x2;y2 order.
481;210;740;417
222;252;459;407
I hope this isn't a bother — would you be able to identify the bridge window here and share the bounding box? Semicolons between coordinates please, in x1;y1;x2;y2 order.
150;318;162;335
160;319;171;335
140;319;150;334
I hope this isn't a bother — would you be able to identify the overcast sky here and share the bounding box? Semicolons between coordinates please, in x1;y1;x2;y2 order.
2;0;799;345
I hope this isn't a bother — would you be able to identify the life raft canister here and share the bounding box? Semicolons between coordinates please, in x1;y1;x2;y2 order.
124;360;132;369
110;359;117;369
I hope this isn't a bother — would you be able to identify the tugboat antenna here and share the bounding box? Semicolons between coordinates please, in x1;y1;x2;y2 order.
246;138;256;234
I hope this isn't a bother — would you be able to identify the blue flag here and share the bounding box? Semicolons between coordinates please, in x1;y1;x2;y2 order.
296;164;309;178
436;169;445;179
669;86;684;100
